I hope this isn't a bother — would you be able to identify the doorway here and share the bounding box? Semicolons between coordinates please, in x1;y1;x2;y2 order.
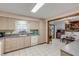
48;22;55;43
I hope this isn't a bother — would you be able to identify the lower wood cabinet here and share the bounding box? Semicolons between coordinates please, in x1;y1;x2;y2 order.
16;37;25;49
24;36;31;47
4;36;31;53
0;38;4;55
4;37;17;52
4;36;44;53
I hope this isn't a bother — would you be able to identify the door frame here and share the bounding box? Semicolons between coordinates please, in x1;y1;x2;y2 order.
47;21;55;44
49;24;55;39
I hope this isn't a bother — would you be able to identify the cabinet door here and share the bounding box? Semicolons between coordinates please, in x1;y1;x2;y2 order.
4;37;25;53
0;38;4;54
7;18;15;30
0;17;8;30
4;37;17;53
16;37;25;49
24;36;31;47
29;21;39;29
0;17;15;30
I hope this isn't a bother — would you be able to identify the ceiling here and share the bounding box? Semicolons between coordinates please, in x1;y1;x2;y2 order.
0;3;79;19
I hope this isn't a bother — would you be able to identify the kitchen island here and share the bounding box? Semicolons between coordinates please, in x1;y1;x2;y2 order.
61;39;79;56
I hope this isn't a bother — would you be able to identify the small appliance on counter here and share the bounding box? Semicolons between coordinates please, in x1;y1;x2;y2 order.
0;32;5;37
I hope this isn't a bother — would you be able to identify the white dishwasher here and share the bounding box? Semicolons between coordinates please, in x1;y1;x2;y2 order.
31;35;39;46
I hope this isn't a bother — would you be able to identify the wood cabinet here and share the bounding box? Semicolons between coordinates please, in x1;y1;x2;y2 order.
0;38;4;55
24;36;31;47
4;37;17;52
28;20;46;44
4;37;24;53
29;21;39;29
16;37;25;49
0;17;8;30
7;18;15;30
0;17;15;30
4;36;31;53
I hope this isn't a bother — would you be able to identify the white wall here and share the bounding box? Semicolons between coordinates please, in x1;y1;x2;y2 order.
50;20;65;30
54;20;65;30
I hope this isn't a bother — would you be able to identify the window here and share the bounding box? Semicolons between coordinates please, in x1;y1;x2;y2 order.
15;20;28;33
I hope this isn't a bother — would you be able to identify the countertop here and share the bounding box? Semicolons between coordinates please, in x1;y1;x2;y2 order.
0;34;40;39
0;34;29;39
61;39;79;56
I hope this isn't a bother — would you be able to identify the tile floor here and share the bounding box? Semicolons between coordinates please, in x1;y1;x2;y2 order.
3;39;65;56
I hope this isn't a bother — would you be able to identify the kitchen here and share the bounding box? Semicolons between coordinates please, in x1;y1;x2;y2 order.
0;15;46;55
0;3;79;56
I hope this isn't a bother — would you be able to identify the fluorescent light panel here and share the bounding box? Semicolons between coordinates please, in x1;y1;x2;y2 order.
31;3;45;13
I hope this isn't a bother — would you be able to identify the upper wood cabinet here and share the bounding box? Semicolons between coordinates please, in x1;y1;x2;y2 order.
28;21;39;29
7;18;15;30
0;17;8;30
0;17;15;30
24;36;31;47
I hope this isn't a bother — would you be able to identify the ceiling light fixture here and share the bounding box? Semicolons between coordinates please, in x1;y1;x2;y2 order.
31;3;45;13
